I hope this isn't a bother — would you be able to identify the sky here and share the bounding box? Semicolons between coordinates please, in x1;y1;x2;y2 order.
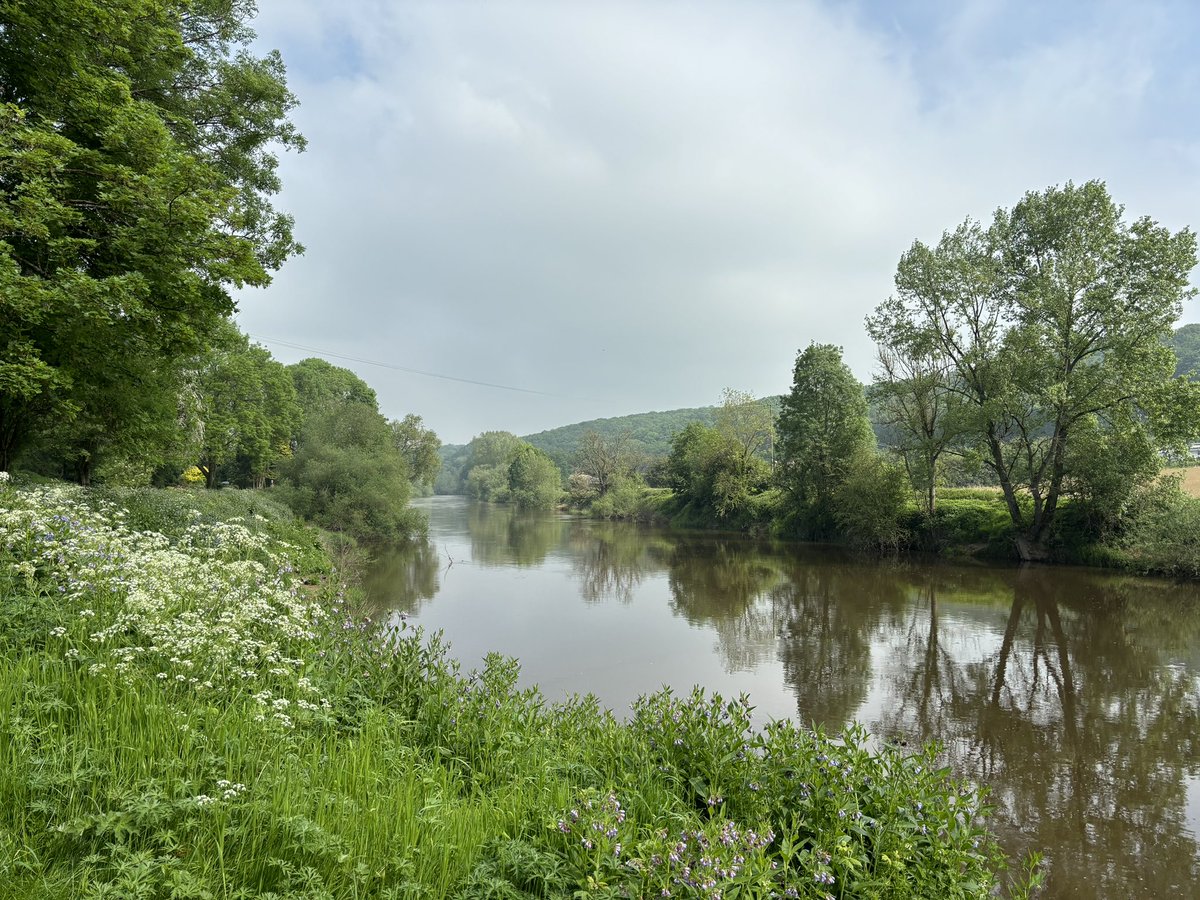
234;0;1200;446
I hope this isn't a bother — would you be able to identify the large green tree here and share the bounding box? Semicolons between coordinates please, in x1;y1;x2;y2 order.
865;339;965;516
279;360;424;543
506;445;563;509
391;414;441;493
0;0;302;470
775;343;875;538
870;181;1199;556
195;330;299;489
666;390;774;522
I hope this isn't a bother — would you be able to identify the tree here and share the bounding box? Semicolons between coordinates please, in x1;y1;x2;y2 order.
391;414;441;492
279;403;422;544
25;349;191;486
506;445;563;509
666;395;773;523
870;181;1200;557
775;343;875;538
195;330;299;489
713;388;775;473
865;340;965;516
575;429;636;495
289;358;378;418
277;358;426;542
460;431;523;500
0;0;303;471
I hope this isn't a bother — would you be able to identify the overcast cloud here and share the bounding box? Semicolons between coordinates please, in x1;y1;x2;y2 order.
234;0;1200;445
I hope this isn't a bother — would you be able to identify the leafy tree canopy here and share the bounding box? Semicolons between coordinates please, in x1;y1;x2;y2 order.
869;180;1200;555
776;343;875;538
0;0;303;470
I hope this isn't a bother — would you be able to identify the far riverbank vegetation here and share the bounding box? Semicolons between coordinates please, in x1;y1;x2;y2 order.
444;183;1200;580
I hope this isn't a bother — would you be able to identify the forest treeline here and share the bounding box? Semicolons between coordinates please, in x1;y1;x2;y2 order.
446;183;1200;577
0;0;438;546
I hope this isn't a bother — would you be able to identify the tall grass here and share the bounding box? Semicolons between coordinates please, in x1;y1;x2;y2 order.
0;481;1039;899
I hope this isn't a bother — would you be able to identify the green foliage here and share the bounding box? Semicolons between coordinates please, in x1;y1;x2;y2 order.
871;180;1200;552
391;414;441;494
278;403;423;545
0;483;1033;898
1101;477;1200;578
522;406;726;469
452;432;562;509
832;453;915;551
661;391;777;528
1166;323;1200;378
506;445;563;509
195;327;301;489
928;497;1017;552
776;343;876;539
867;337;966;515
574;428;638;495
272;359;428;545
0;0;303;470
289;357;378;418
588;475;673;523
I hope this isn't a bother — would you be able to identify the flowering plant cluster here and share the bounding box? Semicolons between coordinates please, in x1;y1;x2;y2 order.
0;485;331;728
552;789;779;900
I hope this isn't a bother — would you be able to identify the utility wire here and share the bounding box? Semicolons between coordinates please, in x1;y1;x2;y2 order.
249;334;572;399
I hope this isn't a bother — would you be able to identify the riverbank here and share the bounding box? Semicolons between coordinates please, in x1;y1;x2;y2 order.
0;482;1038;898
574;476;1200;580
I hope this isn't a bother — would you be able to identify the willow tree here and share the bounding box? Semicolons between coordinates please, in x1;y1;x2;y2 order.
870;181;1199;557
0;0;303;471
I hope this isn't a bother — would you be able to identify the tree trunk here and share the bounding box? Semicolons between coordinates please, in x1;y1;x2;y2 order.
987;431;1026;530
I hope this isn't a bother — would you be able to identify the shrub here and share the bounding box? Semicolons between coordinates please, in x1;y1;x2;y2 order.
1103;477;1200;578
832;453;914;551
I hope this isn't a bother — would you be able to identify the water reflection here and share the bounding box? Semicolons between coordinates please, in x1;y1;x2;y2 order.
365;498;1200;899
567;521;671;604
362;538;441;615
868;571;1200;897
467;502;567;567
667;538;786;671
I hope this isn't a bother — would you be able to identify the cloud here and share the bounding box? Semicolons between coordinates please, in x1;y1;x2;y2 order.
237;0;1200;444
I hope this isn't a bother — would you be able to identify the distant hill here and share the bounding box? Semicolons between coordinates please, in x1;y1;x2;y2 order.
435;401;782;487
1168;323;1200;378
523;406;718;467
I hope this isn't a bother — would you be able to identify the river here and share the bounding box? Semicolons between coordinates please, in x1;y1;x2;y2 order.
364;496;1200;899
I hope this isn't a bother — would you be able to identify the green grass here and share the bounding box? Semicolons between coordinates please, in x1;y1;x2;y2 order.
0;481;1039;899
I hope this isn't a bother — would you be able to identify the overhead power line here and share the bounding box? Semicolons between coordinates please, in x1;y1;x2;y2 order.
249;334;570;398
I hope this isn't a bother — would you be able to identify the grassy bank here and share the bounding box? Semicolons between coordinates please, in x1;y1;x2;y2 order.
0;482;1037;899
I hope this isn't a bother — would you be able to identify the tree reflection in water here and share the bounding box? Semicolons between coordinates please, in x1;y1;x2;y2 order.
871;568;1200;898
466;502;567;568
567;521;671;604
366;500;1200;899
360;538;441;616
666;537;786;670
771;558;911;728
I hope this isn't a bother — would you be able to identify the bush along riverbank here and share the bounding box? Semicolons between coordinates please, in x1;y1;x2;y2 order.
0;482;1040;899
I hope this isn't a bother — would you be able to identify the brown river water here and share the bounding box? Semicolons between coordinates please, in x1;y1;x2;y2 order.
364;496;1200;899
